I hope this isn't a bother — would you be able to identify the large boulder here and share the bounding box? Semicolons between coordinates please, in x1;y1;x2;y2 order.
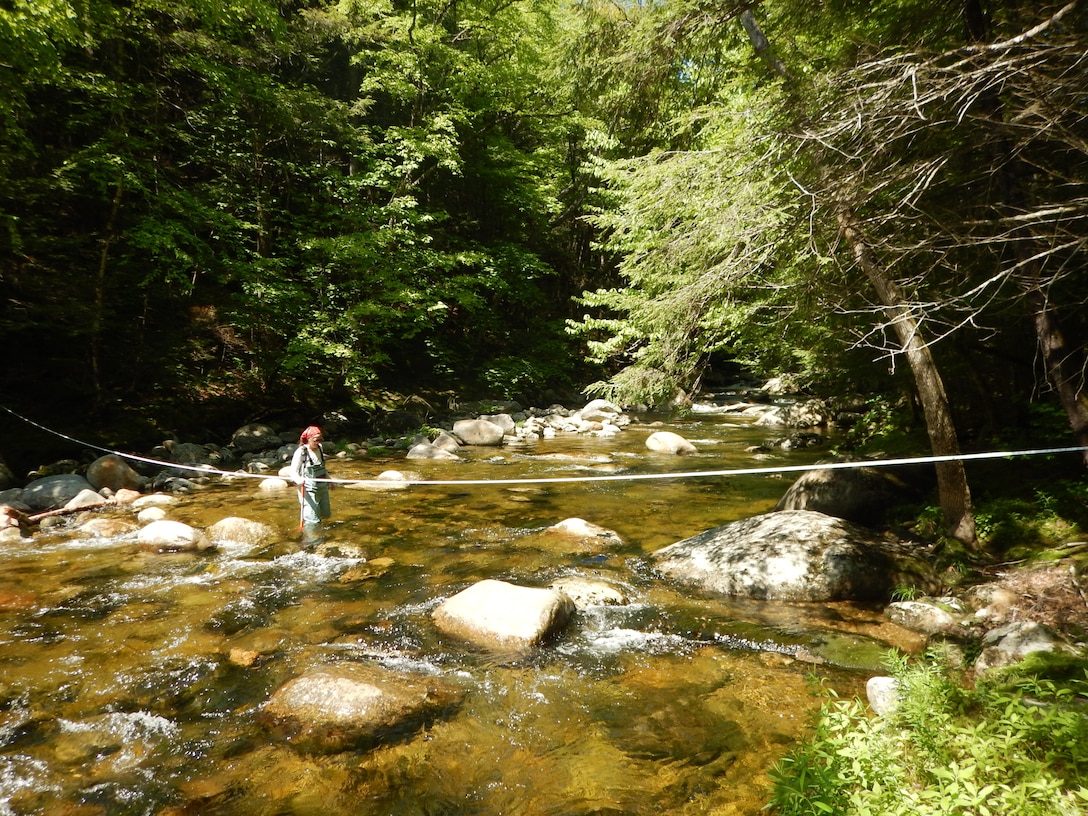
230;424;281;453
452;419;505;446
21;474;95;512
479;413;516;436
775;465;922;527
431;431;463;453
650;510;937;602
261;662;462;754
166;442;219;466
85;454;147;493
432;579;576;653
578;399;624;423
755;398;831;428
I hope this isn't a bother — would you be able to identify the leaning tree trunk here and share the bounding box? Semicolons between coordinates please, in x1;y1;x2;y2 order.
837;205;979;549
738;8;979;548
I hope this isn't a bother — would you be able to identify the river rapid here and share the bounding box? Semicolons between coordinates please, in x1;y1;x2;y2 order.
0;407;924;816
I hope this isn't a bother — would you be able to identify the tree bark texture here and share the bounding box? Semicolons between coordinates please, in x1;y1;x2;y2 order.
1027;291;1088;468
836;205;979;548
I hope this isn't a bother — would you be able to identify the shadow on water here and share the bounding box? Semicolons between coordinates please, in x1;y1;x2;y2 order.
0;413;925;815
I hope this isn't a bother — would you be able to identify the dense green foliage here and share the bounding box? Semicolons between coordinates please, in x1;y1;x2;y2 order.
1;0;1085;460
568;1;1088;432
767;652;1088;816
0;0;594;423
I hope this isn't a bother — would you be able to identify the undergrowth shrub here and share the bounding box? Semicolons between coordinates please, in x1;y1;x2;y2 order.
766;652;1088;815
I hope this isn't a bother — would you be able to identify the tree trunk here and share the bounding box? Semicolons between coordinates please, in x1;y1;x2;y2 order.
837;204;979;548
1027;291;1088;468
91;182;124;406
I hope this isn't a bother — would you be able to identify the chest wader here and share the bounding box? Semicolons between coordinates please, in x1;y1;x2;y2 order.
299;460;331;525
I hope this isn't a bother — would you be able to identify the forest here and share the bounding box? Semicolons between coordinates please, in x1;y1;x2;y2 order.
2;1;1087;528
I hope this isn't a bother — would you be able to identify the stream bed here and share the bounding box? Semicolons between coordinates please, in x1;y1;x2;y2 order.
0;408;924;815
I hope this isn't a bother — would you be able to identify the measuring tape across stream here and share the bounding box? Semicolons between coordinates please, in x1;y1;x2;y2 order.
3;403;1085;488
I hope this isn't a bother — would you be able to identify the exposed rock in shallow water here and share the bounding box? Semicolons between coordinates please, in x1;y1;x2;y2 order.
137;519;212;552
651;510;937;602
432;579;576;653
20;474;95;512
452;418;505;446
549;576;629;609
85;454;148;493
546;517;624;547
645;430;697;455
206;516;278;548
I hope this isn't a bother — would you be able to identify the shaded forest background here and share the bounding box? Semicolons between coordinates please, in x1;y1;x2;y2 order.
1;0;1086;483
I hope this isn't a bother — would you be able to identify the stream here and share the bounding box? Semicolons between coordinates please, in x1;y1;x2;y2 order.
0;406;924;815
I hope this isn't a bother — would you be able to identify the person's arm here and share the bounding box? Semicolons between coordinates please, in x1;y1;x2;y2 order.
290;447;305;484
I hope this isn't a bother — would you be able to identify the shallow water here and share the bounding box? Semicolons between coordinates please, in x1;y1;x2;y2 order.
0;411;924;815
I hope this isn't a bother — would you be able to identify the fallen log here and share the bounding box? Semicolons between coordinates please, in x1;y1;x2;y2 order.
26;502;117;524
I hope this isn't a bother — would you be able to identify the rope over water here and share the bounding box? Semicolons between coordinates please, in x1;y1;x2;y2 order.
3;403;1086;488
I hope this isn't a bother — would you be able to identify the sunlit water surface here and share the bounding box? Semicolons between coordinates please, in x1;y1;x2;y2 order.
0;412;924;815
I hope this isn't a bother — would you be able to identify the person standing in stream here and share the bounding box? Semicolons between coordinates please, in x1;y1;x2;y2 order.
291;425;331;528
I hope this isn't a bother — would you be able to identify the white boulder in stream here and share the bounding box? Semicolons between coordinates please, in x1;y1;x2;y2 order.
432;579;576;653
651;510;937;602
645;430;698;455
137;519;211;552
261;662;463;754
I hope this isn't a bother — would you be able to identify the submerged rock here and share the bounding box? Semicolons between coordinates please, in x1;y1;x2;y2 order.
650;510;937;602
261;662;462;753
546;517;624;547
78;518;138;539
406;440;460;460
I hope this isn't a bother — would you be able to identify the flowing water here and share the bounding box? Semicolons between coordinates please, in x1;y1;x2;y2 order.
0;408;925;816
